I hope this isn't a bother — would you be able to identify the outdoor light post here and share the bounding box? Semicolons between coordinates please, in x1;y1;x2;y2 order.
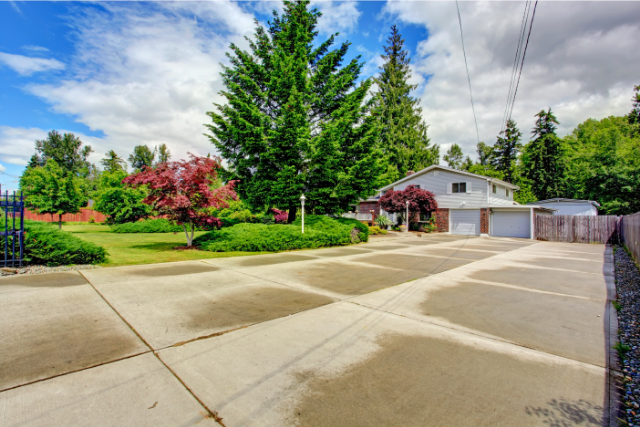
300;194;306;234
405;200;410;232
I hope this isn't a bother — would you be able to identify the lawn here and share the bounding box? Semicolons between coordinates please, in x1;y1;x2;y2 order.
63;224;266;267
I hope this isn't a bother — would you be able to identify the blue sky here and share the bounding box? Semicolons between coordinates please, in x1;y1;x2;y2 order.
1;1;638;191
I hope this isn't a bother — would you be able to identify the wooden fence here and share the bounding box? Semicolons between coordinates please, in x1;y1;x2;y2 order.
24;208;107;223
622;212;640;264
534;215;622;244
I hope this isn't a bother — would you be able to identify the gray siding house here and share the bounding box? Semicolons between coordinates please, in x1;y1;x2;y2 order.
359;165;554;238
528;198;600;216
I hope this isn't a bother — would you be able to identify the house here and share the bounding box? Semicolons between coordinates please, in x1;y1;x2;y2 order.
358;165;555;238
528;198;600;216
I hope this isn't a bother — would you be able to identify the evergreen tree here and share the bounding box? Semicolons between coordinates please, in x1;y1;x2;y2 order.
31;130;93;175
157;144;171;164
493;119;522;183
374;25;438;182
628;85;640;130
129;145;156;172
475;141;494;166
443;143;464;169
207;0;384;222
521;108;566;200
101;150;127;172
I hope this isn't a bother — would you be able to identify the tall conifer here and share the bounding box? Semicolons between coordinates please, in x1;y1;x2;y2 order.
207;0;384;222
493;119;522;183
374;26;438;182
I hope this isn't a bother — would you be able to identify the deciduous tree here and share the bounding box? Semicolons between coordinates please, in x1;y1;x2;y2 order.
443;143;464;169
123;155;236;246
93;170;151;224
157;144;171;164
28;130;93;175
379;184;437;225
207;0;384;223
101;150;127;173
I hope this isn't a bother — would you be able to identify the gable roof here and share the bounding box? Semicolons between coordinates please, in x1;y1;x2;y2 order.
379;164;520;192
530;198;601;207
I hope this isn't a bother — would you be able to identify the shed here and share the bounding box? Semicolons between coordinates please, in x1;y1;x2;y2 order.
529;199;600;216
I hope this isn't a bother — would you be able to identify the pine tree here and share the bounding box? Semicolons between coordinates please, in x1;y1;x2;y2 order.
521;108;566;200
129;145;156;172
493;119;522;183
374;25;438;182
443;143;464;169
628;84;640;131
32;130;93;175
157;144;171;164
101;150;127;172
207;0;384;222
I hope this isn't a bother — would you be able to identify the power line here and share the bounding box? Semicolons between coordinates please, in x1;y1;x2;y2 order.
507;0;538;126
455;0;480;145
500;0;531;136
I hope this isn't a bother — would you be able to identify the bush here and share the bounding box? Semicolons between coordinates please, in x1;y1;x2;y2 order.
368;226;387;235
88;215;95;224
194;215;368;252
3;220;107;266
110;218;216;233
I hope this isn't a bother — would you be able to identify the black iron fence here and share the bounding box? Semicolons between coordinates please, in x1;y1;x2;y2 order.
0;189;25;267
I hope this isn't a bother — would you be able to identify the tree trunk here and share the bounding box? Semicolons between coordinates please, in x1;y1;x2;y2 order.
287;205;298;224
182;224;193;247
190;223;195;247
58;214;62;230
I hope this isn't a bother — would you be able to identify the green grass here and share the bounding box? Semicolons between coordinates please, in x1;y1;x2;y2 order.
63;224;266;267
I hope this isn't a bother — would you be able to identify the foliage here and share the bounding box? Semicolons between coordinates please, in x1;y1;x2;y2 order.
493;119;522;183
93;170;152;224
374;25;439;183
443;143;464;169
129;145;156;172
8;220;107;266
101;150;127;173
20;159;88;228
194;215;368;252
272;208;288;223
376;215;392;227
123;154;235;246
563;115;640;214
27;130;93;175
110;218;217;233
475;142;494;166
207;0;385;222
379;185;437;215
157;143;171;164
521;108;566;200
465;163;505;180
629;84;640;127
369;226;387;235
461;156;474;171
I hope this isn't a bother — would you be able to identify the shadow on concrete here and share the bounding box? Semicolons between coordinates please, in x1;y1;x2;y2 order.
524;398;604;427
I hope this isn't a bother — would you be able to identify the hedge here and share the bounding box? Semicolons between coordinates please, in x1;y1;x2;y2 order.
111;218;185;233
1;220;107;266
194;215;368;252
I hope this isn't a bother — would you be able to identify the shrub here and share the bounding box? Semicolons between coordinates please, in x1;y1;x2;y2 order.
369;226;387;235
194;215;368;252
2;220;107;266
111;218;218;233
88;215;96;224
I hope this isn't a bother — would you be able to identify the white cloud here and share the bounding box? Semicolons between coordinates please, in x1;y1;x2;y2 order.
18;2;257;168
22;45;50;53
0;52;65;76
383;1;640;159
312;1;361;35
0;163;6;173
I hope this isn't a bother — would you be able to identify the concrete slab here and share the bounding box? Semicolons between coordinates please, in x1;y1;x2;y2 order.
159;302;606;427
80;260;222;285
204;253;319;268
507;255;610;275
0;353;217;427
361;244;410;251
308;247;373;257
87;268;334;349
239;260;422;299
351;276;607;367
347;253;474;275
0;283;147;391
0;271;88;294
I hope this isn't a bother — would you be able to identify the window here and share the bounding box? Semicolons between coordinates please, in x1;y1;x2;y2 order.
452;182;467;193
492;184;497;194
506;189;510;197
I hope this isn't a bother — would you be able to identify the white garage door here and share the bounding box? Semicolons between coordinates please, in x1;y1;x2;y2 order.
450;209;481;236
492;210;531;238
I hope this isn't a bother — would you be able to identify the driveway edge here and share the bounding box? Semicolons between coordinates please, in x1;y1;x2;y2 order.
605;245;622;427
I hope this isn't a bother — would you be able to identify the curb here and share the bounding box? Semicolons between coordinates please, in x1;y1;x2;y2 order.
605;245;622;427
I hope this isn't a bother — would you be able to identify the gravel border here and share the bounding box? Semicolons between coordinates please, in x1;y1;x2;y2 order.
0;264;101;277
614;246;640;426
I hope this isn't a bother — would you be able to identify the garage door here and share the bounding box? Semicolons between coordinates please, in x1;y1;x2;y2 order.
492;210;531;238
450;209;481;236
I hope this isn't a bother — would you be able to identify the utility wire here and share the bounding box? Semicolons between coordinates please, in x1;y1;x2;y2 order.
500;0;531;136
455;1;480;145
507;0;538;126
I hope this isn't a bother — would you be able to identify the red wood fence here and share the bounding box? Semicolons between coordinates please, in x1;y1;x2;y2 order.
534;215;622;244
622;212;640;264
24;208;107;223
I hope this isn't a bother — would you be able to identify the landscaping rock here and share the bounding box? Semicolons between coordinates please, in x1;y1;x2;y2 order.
614;246;640;426
1;264;101;277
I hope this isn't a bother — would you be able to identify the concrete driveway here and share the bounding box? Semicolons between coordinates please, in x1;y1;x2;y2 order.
0;233;616;426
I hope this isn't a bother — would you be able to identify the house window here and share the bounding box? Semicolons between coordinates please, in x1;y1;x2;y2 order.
452;182;467;193
506;189;510;197
492;184;497;194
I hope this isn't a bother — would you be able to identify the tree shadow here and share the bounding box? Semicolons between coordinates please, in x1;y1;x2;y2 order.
525;398;604;427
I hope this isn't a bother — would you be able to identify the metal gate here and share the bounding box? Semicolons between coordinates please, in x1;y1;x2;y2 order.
0;188;25;267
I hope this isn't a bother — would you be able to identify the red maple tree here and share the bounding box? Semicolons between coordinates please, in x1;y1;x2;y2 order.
123;154;237;246
379;185;438;224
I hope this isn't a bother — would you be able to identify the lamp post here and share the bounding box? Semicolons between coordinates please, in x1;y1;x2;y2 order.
405;200;410;232
300;194;306;234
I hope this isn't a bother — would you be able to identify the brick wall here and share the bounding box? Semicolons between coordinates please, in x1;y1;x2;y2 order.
434;208;449;232
480;208;490;234
358;202;380;215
